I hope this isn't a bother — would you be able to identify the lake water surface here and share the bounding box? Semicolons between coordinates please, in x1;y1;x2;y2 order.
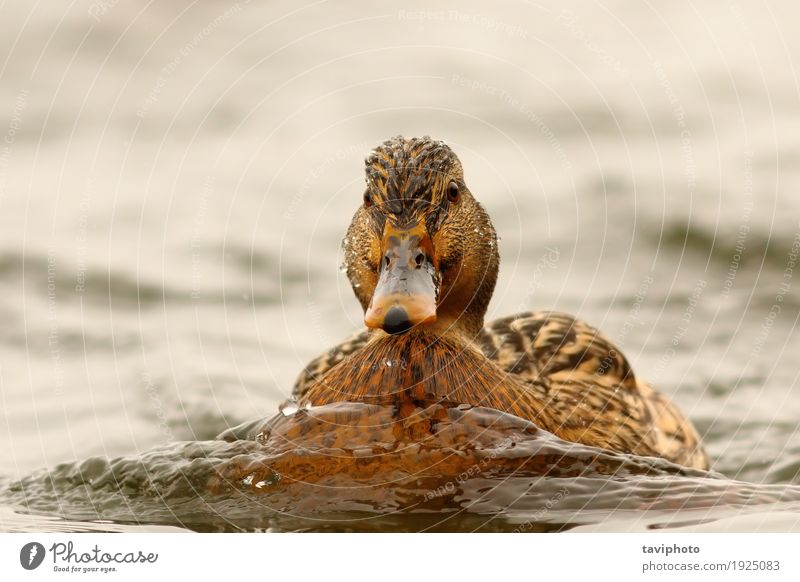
1;0;800;532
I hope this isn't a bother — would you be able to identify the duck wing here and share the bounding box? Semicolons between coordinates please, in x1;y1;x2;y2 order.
479;311;709;470
479;311;636;387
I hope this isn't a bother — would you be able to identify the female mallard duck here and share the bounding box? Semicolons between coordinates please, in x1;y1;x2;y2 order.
292;135;708;471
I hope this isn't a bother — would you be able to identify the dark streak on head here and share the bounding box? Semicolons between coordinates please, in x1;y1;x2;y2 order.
364;135;462;232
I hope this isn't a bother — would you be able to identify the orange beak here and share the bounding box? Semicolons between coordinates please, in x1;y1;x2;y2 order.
364;222;438;334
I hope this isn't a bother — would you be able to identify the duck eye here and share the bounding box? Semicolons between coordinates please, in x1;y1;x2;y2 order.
363;191;372;207
446;181;460;203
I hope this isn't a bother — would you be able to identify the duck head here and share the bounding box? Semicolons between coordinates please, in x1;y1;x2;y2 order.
342;136;499;337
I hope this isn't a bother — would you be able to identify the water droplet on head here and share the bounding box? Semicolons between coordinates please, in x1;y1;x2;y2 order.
281;403;299;416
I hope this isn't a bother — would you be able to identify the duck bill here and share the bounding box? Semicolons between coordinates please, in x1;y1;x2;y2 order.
364;223;438;335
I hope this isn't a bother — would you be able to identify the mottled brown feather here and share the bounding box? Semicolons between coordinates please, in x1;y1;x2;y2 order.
293;313;708;470
291;136;708;471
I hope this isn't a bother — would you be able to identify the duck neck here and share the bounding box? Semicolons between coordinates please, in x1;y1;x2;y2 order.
298;330;548;427
433;198;500;339
300;331;486;405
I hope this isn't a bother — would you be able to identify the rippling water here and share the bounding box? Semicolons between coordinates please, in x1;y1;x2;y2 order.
1;0;800;532
5;403;800;532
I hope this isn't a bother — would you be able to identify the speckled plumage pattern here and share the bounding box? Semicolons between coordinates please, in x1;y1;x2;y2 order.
363;136;462;232
292;136;708;471
477;311;708;469
292;312;708;470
